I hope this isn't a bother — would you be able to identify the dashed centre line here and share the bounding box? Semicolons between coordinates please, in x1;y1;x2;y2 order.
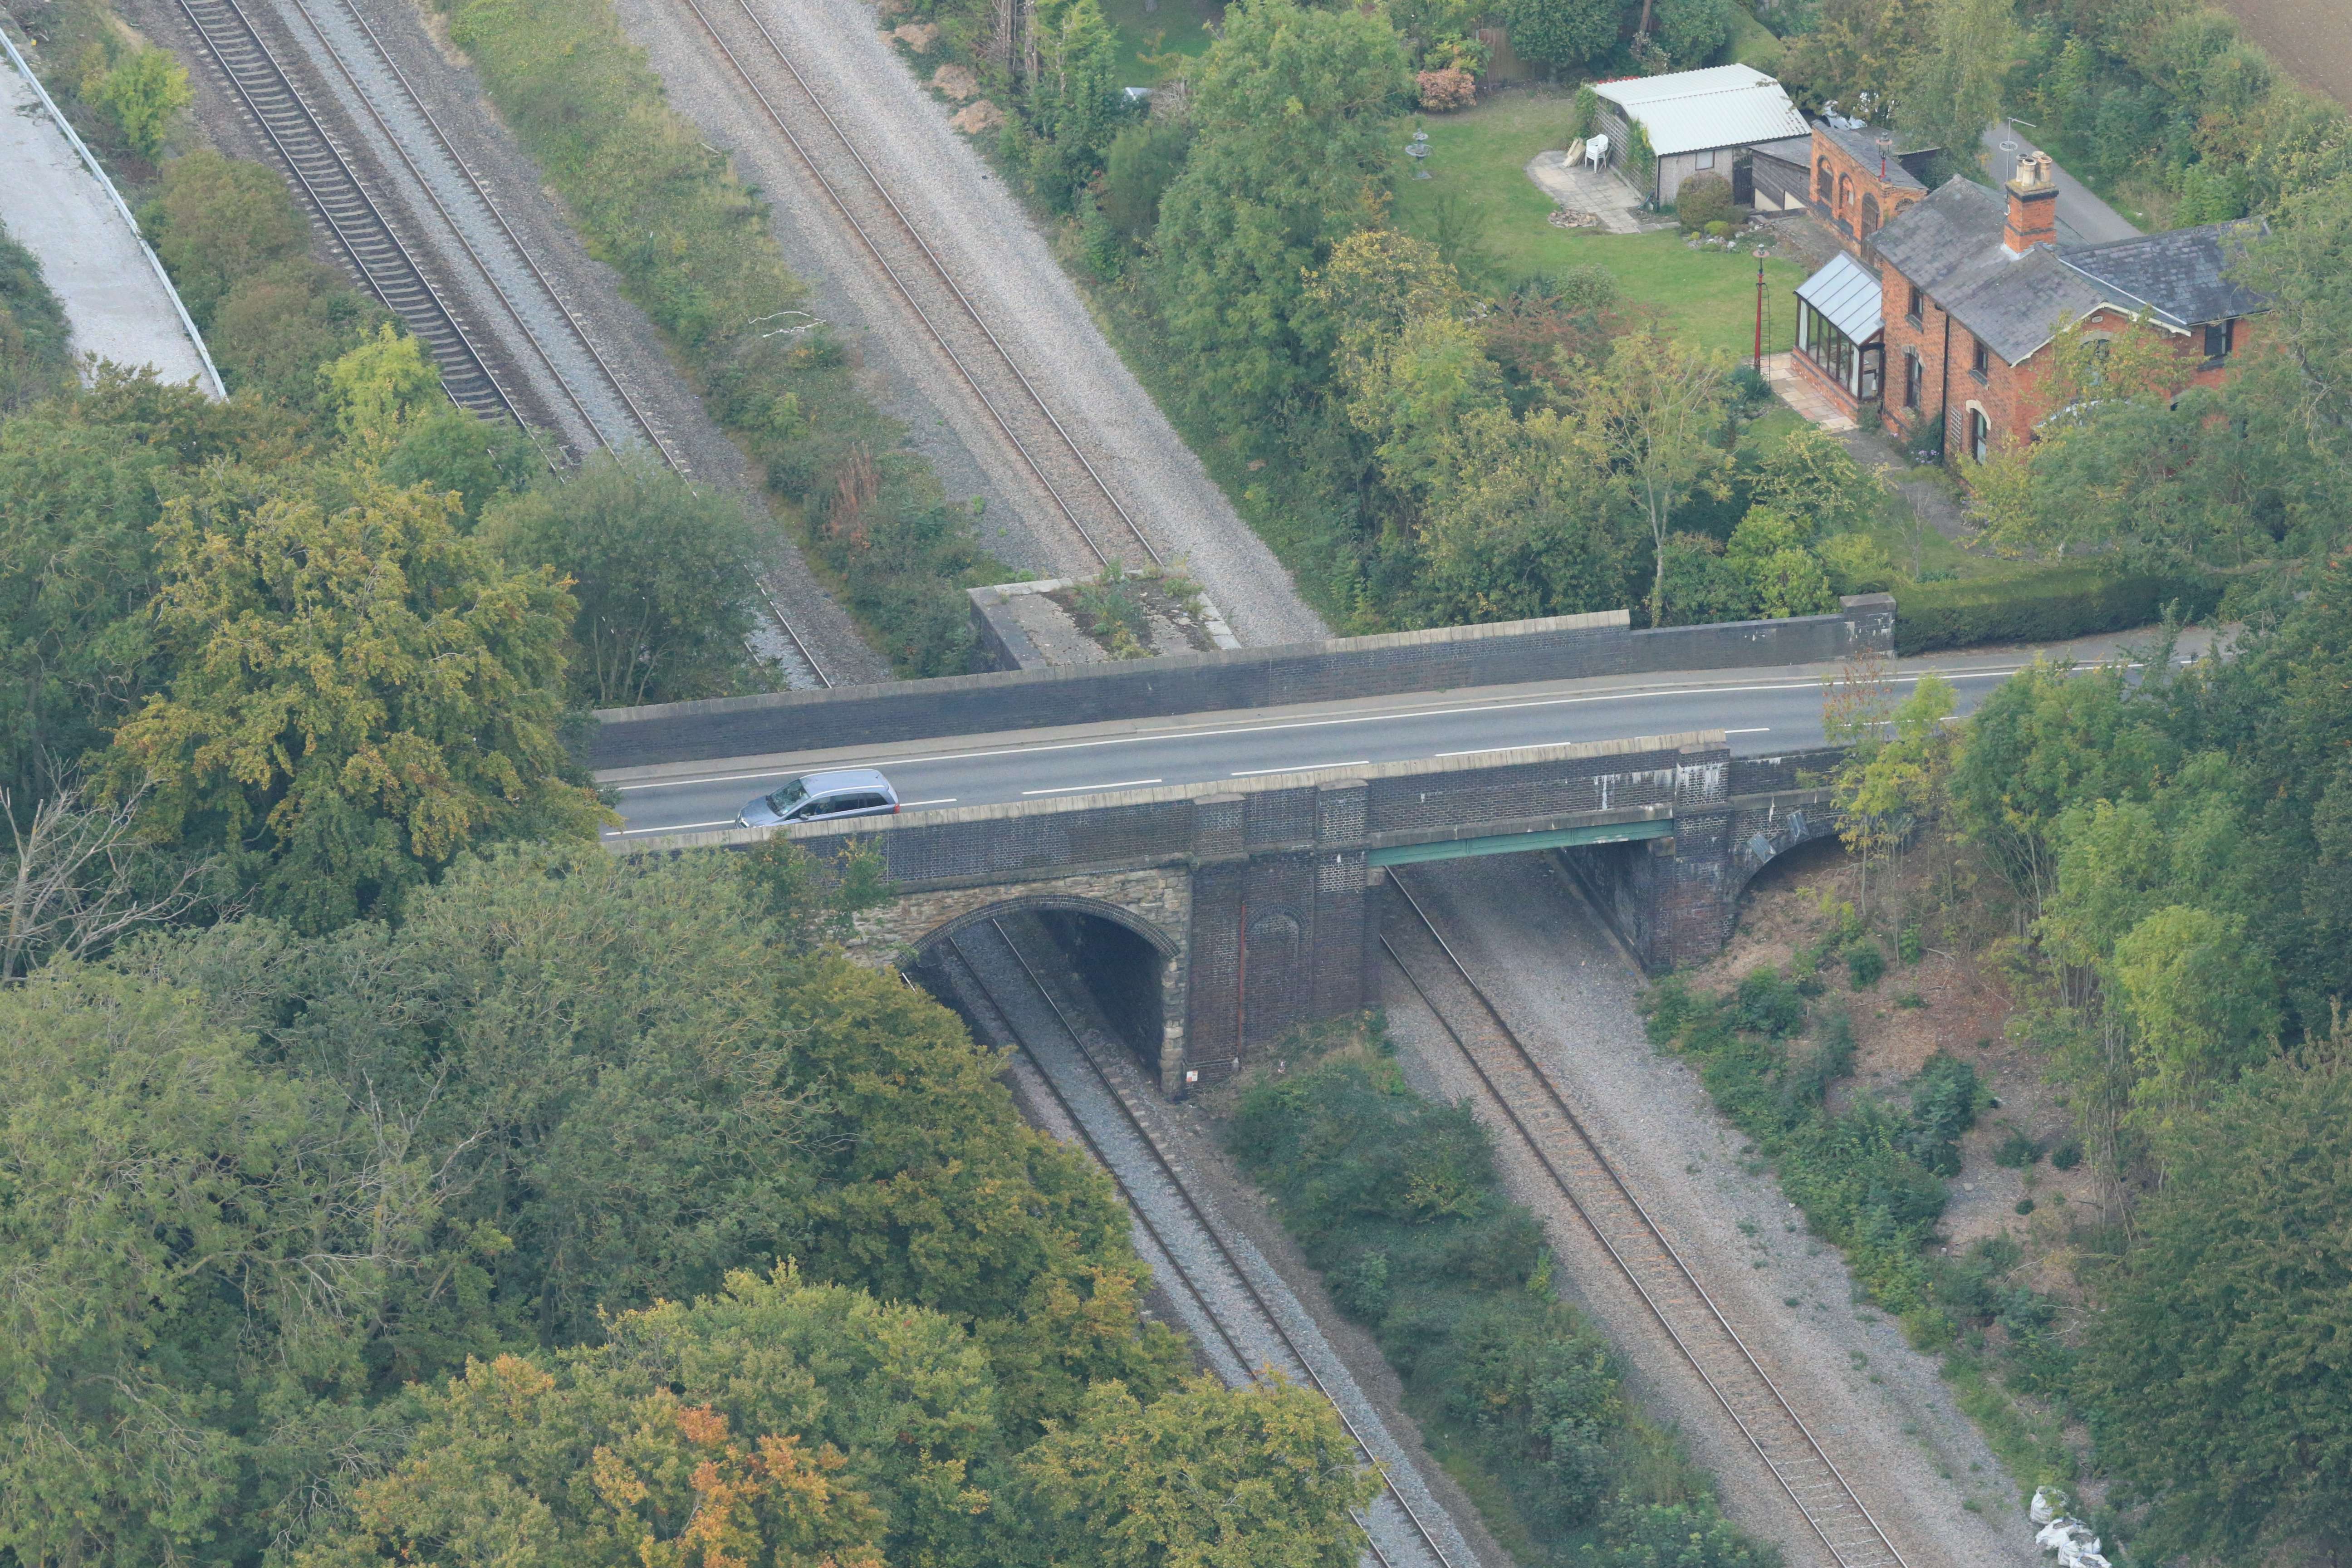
1023;778;1161;795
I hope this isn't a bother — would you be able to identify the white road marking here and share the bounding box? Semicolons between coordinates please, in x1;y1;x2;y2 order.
897;797;958;808
614;664;2038;795
604;818;735;838
1022;778;1162;795
1725;726;1772;734
1230;760;1370;777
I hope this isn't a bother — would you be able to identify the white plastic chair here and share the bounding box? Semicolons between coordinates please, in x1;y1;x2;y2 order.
1584;133;1610;171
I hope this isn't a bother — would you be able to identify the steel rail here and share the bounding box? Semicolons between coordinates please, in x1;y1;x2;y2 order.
175;0;517;423
671;0;1162;572
181;0;833;682
1382;871;1908;1568
941;920;1458;1568
301;0;682;470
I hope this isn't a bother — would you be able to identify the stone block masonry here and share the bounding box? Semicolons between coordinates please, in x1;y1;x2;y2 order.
593;599;1897;770
627;733;1844;1093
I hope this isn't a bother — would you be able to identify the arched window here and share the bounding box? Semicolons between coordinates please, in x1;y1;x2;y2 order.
1838;174;1852;214
1817;160;1834;201
1969;407;1990;463
1861;195;1881;236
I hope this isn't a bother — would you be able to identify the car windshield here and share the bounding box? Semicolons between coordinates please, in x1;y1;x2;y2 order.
764;779;810;813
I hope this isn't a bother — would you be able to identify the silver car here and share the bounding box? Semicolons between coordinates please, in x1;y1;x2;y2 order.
735;768;900;829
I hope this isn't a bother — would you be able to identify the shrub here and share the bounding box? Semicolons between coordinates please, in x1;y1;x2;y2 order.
1897;924;1923;965
1705;219;1736;239
1893;564;2225;653
1676;172;1736;231
0;223;72;413
2050;1139;2083;1171
1994;1130;2041;1168
1416;68;1476;111
1847;940;1886;989
84;46;191;158
1735;965;1806;1038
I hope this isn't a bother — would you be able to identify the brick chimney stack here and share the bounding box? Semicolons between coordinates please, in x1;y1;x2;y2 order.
2004;152;2058;255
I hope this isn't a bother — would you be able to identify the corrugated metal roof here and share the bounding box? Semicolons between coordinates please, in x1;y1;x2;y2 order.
1795;251;1884;343
1591;66;1808;156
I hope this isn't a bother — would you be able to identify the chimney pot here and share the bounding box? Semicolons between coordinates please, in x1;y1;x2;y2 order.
2003;152;2058;255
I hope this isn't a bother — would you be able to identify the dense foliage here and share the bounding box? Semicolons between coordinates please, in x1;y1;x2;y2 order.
0;847;1368;1566
1228;1024;1780;1567
0;223;73;413
427;0;994;673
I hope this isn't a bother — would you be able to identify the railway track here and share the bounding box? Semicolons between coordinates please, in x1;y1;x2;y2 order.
1381;873;1909;1568
671;0;1163;575
930;917;1465;1568
171;0;832;686
175;0;516;421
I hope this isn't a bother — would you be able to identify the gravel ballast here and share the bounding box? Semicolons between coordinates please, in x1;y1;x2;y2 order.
612;0;1328;647
1382;855;2037;1568
124;0;892;686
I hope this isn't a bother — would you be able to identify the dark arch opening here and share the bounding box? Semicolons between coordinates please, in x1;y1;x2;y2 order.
909;898;1171;1075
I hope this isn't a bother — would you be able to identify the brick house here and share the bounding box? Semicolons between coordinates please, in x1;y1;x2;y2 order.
1787;137;2269;465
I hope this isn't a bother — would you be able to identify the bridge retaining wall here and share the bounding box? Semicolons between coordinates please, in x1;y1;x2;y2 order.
593;597;1896;770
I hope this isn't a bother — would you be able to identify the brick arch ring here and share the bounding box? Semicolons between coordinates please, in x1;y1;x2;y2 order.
911;893;1182;958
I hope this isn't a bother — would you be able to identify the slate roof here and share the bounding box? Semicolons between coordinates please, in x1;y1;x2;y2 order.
2060;224;2268;330
1813;121;1927;192
1796;250;1884;343
1591;66;1808;157
1748;134;1813;168
1861;179;2269;364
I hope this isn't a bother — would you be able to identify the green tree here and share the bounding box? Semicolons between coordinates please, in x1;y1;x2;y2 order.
1595;328;1733;628
482;454;766;707
1725;506;1836;617
1502;0;1623;73
1102;118;1193;244
1947;657;2171;912
1021;1375;1377;1568
1895;0;2014;182
1781;0;1931;121
2082;1039;2352;1559
323;324;444;452
0;964;409;1568
1831;671;1955;926
144;152;309;328
1022;0;1129;211
2110;903;2278;1127
107;473;604;931
1749;425;1878;539
85;47;192;159
382;403;545;523
1651;0;1737;69
1152;0;1410;448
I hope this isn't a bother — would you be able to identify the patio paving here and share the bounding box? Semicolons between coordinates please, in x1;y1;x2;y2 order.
1523;150;1648;234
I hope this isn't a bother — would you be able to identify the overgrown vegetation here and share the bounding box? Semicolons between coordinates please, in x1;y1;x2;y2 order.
0;223;73;414
426;0;995;673
1645;554;2352;1557
1226;1019;1781;1568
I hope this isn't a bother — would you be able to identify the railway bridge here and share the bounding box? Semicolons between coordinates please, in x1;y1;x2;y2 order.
626;730;1842;1092
603;602;1895;1090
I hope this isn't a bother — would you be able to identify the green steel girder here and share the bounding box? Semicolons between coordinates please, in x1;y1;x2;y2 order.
1366;818;1676;867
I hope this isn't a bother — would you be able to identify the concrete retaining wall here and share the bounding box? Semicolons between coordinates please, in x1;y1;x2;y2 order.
593;597;1895;770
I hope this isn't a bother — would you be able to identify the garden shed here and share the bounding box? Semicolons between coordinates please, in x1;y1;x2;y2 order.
1590;65;1808;207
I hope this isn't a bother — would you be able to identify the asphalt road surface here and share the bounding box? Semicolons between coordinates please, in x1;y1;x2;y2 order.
603;629;2203;840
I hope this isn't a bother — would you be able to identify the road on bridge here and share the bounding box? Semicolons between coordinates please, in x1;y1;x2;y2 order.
602;632;2200;841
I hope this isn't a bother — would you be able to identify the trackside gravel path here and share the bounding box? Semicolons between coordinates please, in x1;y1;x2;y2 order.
614;0;1328;645
1381;856;2036;1568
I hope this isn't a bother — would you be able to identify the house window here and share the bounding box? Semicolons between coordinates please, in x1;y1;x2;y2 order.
1904;351;1923;410
1970;336;1990;380
1906;284;1924;326
1861;195;1880;237
2204;319;2235;360
1818;160;1833;201
1696;148;1715;170
1969;407;1990;463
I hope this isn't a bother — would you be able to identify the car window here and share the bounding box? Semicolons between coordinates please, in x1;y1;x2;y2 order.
764;779;809;813
826;793;887;814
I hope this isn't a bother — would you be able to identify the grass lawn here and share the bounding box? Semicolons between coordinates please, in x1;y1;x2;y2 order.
1390;91;1807;359
1099;0;1218;87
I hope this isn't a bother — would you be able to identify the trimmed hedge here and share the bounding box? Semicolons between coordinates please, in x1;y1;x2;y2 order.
1894;564;2224;653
